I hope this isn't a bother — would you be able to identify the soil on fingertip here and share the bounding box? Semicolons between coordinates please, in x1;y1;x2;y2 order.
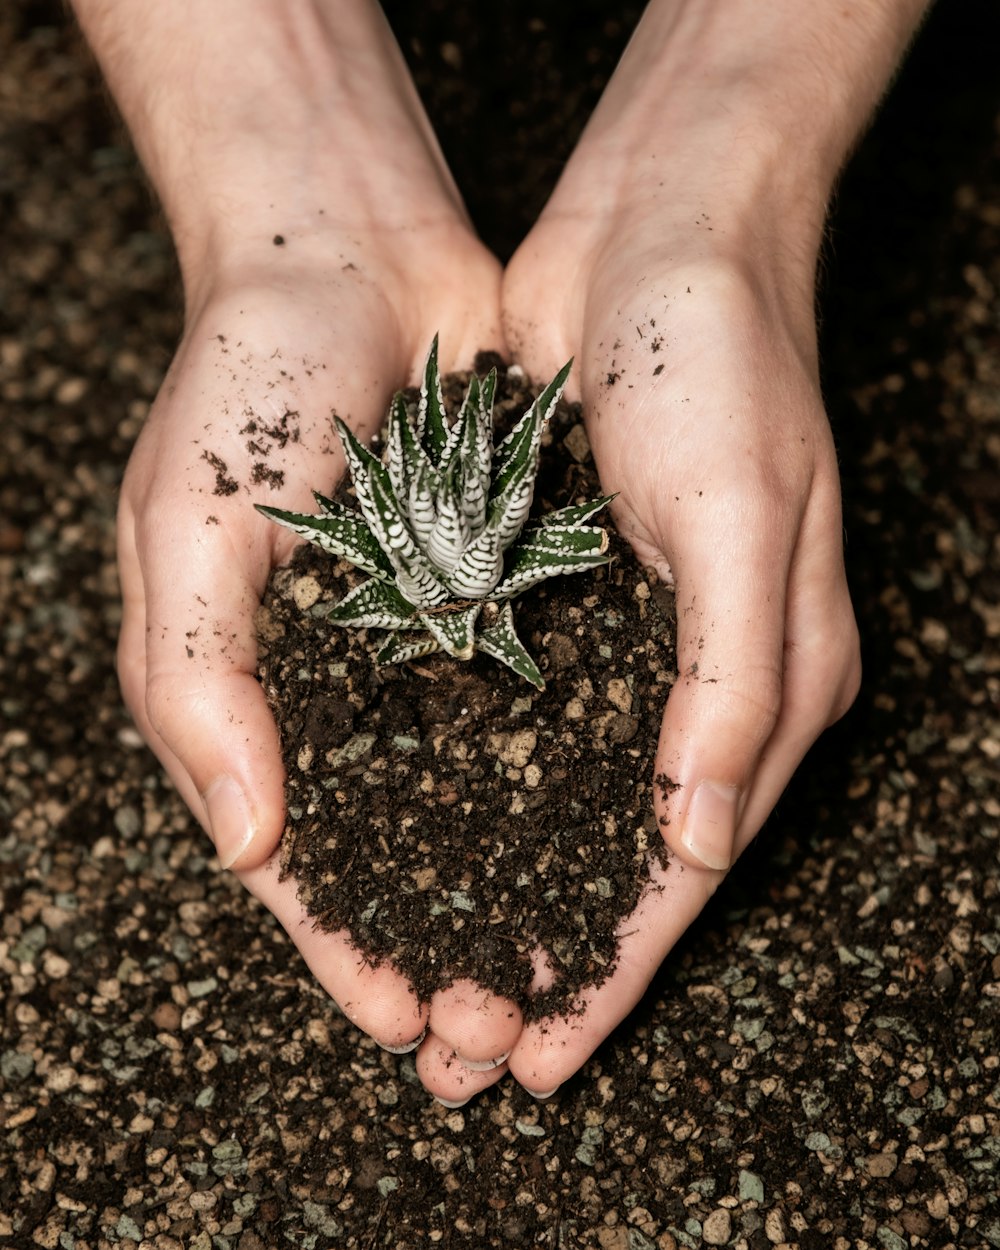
256;362;678;1017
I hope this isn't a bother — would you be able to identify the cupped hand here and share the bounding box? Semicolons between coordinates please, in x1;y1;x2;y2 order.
497;209;862;1094
117;230;534;1074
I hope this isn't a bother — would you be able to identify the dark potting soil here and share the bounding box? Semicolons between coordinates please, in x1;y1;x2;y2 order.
257;362;676;1017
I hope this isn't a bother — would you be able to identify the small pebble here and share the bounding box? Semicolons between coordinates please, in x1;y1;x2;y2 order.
702;1208;732;1245
292;575;323;610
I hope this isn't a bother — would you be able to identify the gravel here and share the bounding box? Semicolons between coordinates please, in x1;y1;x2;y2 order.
3;2;1000;1247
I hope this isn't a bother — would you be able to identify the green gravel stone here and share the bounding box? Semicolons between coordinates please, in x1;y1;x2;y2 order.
738;1169;765;1203
515;1120;546;1137
187;976;218;997
1;1051;34;1082
116;1216;142;1241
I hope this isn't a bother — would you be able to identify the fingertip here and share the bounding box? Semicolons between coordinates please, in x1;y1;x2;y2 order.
429;979;523;1065
376;1026;428;1056
659;778;740;873
139;656;287;871
205;773;281;871
415;1031;509;1104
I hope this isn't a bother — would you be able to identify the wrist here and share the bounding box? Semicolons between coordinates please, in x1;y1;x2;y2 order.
71;0;470;303
546;0;928;272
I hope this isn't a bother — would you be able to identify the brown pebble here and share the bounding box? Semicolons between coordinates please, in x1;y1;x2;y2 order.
866;1151;897;1178
702;1209;732;1245
152;1001;182;1031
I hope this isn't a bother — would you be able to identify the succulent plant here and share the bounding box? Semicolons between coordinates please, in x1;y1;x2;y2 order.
257;337;613;688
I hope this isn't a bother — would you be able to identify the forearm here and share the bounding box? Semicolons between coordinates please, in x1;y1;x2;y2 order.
70;0;465;290
553;0;931;264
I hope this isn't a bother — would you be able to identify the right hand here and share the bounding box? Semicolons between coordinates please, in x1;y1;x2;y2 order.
116;226;524;1077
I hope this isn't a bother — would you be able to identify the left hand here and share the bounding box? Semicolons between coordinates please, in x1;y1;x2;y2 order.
480;183;862;1101
377;0;929;1104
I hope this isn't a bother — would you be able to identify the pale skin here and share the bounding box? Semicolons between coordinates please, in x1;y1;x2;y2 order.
72;0;929;1103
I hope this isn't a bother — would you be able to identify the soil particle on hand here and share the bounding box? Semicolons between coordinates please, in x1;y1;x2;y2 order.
201;449;239;496
249;462;285;489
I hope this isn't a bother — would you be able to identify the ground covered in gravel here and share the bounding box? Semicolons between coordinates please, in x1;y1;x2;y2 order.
2;2;1000;1248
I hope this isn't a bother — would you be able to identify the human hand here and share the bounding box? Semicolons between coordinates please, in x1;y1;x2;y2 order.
480;0;935;1091
498;237;861;1090
80;0;529;1083
117;236;508;1051
83;0;924;1106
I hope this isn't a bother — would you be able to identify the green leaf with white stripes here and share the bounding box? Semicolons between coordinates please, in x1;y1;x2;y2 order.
479;366;497;417
536;493;617;530
418;604;482;660
445;521;505;599
386;392;433;507
254;502;394;580
477;602;544;689
491;358;571;487
489;526;610;600
426;460;471;575
366;461;451;609
333;415;396;542
376;632;442;666
437;373;478;476
416;334;448;464
323;578;419;630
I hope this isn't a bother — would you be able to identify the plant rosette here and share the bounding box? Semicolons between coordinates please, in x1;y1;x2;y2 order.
255;346;677;1016
257;337;615;689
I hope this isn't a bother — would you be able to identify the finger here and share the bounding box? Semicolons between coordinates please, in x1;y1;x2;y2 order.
426;978;523;1069
657;449;863;864
651;497;794;872
508;856;720;1093
415;1031;509;1107
118;494;285;872
729;487;862;843
240;854;428;1049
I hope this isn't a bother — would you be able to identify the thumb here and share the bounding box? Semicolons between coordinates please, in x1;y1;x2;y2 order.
653;538;788;873
118;499;285;871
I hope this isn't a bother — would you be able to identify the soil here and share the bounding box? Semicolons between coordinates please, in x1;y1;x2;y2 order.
3;2;1000;1249
258;365;675;1017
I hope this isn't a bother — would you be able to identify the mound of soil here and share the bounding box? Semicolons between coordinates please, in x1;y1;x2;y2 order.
257;362;676;1016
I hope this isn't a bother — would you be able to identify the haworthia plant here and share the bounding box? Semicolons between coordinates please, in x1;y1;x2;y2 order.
257;337;613;688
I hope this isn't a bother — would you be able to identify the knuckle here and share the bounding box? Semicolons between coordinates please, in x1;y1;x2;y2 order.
791;613;862;729
714;663;783;749
144;671;197;745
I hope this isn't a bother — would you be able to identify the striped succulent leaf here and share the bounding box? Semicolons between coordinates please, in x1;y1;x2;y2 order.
256;339;614;688
256;499;394;581
323;578;419;630
375;632;442;667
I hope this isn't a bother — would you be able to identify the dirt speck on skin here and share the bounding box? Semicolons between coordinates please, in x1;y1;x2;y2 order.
201;448;238;496
258;366;677;1017
250;462;285;489
239;408;301;454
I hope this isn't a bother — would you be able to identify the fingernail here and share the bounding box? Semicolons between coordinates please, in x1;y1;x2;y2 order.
458;1049;511;1072
527;1085;560;1100
436;1095;471;1109
204;775;255;869
681;780;739;870
377;1027;428;1055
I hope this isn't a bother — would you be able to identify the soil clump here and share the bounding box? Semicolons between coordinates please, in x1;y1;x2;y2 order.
257;362;677;1016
